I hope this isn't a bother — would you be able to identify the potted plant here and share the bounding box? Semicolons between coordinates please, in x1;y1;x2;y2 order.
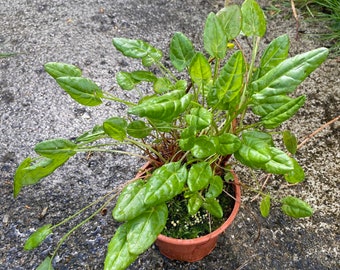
13;0;329;269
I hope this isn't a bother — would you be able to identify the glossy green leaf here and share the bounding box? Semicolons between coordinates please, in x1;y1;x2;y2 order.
205;175;223;199
44;62;82;79
116;71;137;90
56;77;103;106
130;70;157;82
189;52;212;86
260;194;271;218
216;5;242;41
127;203;168;254
191;136;216;158
104;224;138;270
242;130;274;146
251;47;329;98
251;95;292;117
178;126;196;151
112;38;162;66
14;155;70;198
187;192;203;215
204;12;227;59
112;180;149;221
128;93;193;122
75;125;106;143
103;117;128;141
188;162;212;192
203;198;223;218
153;77;173;94
170;32;196;71
258;34;290;78
24;224;52;250
264;147;294;174
214;50;245;103
185;107;212;130
34;139;77;158
261;96;306;129
284;158;305;184
214;133;242;155
281;196;313;218
144;162;188;205
36;256;54;270
283;130;298;155
241;0;266;37
127;120;151;138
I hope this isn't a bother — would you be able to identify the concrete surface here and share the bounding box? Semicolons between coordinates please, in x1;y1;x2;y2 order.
0;0;339;269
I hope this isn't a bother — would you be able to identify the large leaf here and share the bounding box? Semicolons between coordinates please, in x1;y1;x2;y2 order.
128;93;193;122
203;198;223;218
261;95;306;128
281;196;313;218
191;136;216;158
24;224;52;250
187;162;212;192
216;5;242;41
205;175;223;199
14;155;70;198
170;32;195;71
112;38;162;67
103;117;128;141
104;224;138;270
204;12;227;59
44;62;82;79
56;77;103;106
127;203;168;254
258;34;290;78
251;47;329;98
251;95;292;117
214;133;242;155
187;192;203;215
127;120;151;138
264;147;294;174
112;180;149;222
34;138;77;158
241;0;266;37
178;126;196;151
144;162;188;205
189;52;212;86
185;107;212;130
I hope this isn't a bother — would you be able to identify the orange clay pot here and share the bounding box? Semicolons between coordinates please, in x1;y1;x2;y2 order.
134;163;241;262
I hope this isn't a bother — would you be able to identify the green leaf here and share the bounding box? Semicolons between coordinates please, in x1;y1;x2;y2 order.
130;70;157;82
103;117;128;141
185;107;212;130
112;38;162;67
14;156;70;198
205;175;223;199
204;12;227;59
187;162;212;192
127;120;151;138
284;158;305;184
203;198;223;218
241;0;266;37
258;34;290;78
251;95;293;117
251;47;329;98
178;126;196;151
170;32;196;71
261;96;306;128
213;50;245;103
260;194;271;218
243;130;274;146
264;147;294;174
127;203;168;254
189;52;212;86
76;125;106;143
281;196;313;218
283;130;298;155
24;224;52;250
187;192;203;215
34;139;77;158
56;77;103;106
44;62;82;79
191;136;216;158
128;93;193;122
216;5;242;41
36;256;54;270
144;162;188;206
104;224;138;270
116;71;137;90
153;77;173;94
112;180;149;222
214;133;242;155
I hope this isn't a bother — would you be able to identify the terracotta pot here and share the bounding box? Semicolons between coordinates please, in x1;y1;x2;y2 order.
134;163;241;262
156;172;241;262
